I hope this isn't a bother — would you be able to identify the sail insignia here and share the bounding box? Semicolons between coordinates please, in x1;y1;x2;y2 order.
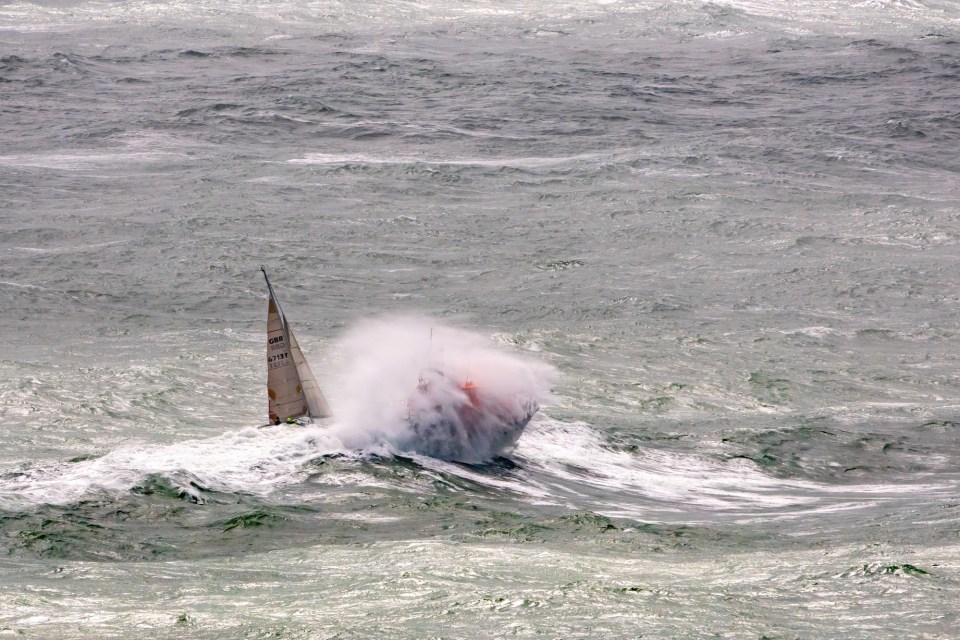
262;266;332;423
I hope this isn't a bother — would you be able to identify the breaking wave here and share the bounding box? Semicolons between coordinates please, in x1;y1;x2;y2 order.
328;316;556;463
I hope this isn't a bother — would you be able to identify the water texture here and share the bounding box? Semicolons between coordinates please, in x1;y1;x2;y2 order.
1;0;959;637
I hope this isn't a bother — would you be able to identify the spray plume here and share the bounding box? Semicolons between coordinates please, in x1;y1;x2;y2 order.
328;316;555;463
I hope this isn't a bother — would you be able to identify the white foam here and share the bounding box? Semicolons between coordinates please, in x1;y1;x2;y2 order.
1;0;951;37
327;316;556;463
286;152;602;169
510;417;954;520
0;425;345;511
0;151;183;171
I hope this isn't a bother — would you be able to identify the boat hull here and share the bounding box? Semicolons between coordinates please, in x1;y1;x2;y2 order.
404;400;538;463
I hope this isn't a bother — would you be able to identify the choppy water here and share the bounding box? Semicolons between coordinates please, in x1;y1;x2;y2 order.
2;0;960;637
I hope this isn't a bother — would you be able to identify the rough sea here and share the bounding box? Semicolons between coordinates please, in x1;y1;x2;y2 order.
2;0;959;637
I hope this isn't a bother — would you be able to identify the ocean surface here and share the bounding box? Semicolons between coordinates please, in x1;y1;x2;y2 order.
2;0;959;637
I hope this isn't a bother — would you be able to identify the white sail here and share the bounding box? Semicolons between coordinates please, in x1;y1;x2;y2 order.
288;327;332;418
263;267;332;423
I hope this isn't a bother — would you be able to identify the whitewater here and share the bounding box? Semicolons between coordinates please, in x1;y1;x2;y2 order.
1;0;959;637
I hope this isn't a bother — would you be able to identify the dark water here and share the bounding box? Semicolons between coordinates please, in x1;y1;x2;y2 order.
2;1;959;637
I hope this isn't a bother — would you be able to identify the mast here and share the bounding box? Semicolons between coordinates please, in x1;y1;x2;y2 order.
261;266;286;333
262;266;332;422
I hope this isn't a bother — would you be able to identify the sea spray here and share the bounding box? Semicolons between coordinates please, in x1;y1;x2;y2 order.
328;317;556;463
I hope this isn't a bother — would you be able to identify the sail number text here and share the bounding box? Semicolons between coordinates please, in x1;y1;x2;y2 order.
268;352;290;369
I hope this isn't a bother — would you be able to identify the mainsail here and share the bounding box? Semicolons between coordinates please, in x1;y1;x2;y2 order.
262;267;332;423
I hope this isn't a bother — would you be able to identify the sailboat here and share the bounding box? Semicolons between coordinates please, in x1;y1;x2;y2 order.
261;266;332;425
258;267;541;461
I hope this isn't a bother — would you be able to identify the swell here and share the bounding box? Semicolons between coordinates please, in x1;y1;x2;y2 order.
2;415;956;563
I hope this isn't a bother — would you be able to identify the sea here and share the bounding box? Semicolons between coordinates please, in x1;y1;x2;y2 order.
1;0;959;637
